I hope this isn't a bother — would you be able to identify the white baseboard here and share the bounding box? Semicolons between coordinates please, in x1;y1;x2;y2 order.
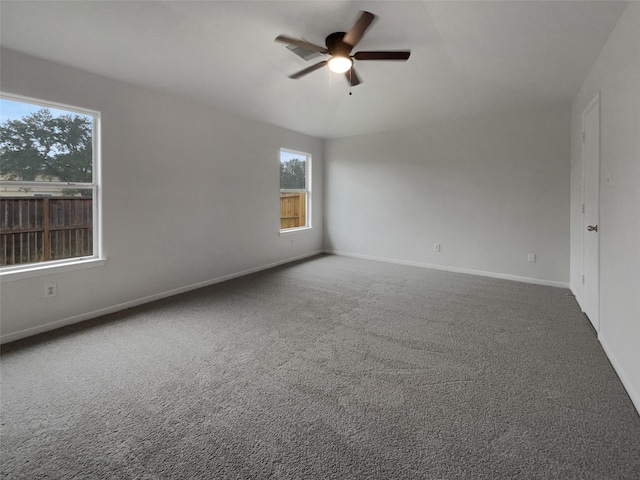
325;250;570;289
1;250;323;344
599;335;640;415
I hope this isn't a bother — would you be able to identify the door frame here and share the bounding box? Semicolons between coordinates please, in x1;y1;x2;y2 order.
581;91;600;331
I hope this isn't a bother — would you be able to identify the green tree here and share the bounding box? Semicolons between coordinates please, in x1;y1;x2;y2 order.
280;158;306;189
0;109;92;183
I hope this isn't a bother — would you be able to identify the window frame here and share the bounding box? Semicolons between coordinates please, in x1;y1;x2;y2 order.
0;92;104;278
279;148;312;233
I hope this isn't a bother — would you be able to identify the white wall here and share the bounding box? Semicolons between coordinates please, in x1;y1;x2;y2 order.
0;49;323;342
570;4;640;411
324;106;571;286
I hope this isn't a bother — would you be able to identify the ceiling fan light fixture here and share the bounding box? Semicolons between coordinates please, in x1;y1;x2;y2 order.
328;56;352;73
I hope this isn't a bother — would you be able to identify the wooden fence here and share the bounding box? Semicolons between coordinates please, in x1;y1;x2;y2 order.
280;191;306;230
0;197;93;266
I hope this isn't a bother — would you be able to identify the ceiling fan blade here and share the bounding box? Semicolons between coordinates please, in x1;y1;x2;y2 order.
343;11;376;49
354;51;411;61
286;43;323;62
289;60;328;79
345;67;362;87
275;35;328;54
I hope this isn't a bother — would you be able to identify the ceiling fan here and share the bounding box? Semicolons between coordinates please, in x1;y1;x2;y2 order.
275;11;410;86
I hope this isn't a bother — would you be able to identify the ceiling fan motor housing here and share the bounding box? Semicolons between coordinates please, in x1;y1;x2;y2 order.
325;32;351;56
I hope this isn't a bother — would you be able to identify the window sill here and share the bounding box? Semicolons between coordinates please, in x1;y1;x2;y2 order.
0;257;107;282
279;227;313;236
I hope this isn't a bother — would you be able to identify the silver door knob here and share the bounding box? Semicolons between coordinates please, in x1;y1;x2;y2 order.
587;225;598;232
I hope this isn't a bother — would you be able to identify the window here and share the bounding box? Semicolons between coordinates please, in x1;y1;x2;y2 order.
280;149;310;231
0;94;100;271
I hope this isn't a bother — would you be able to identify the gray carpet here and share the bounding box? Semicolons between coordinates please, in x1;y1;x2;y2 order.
1;254;639;479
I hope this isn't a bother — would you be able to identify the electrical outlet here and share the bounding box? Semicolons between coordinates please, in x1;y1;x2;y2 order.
527;253;536;263
434;243;441;252
45;284;57;298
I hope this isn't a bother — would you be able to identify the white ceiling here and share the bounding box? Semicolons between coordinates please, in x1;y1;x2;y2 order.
0;1;628;139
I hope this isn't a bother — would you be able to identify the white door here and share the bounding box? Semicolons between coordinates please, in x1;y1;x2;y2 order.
583;94;600;331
